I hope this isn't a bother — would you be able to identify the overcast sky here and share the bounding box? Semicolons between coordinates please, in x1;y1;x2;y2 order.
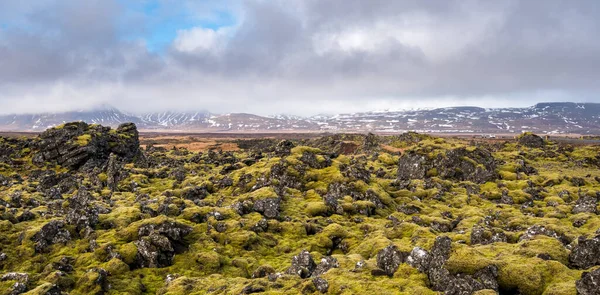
0;0;598;116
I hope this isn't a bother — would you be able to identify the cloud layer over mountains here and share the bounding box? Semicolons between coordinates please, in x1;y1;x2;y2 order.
1;0;599;115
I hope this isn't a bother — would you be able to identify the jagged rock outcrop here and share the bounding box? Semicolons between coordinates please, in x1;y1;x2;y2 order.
572;192;599;214
134;221;193;268
32;220;72;253
576;268;600;295
373;245;408;277
312;256;339;277
312;277;329;293
405;236;500;294
252;197;281;219
33;122;142;170
286;250;317;278
65;188;100;235
285;250;338;279
569;235;600;269
274;140;295;156
397;147;497;183
518;133;545;148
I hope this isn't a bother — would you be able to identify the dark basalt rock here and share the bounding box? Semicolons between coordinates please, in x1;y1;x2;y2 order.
274;140;295;156
519;225;571;245
572;192;599;214
397;151;428;181
134;221;193;268
32;220;72;253
516;159;537;175
397;147;497;183
269;162;304;194
362;133;379;151
312;277;329;293
299;152;331;169
406;247;430;272
340;162;370;183
1;272;29;295
398;204;422;215
471;225;507;245
33;122;142;171
252;197;281;219
405;236;499;294
17;211;36;223
569;235;600;269
286;250;316;278
52;257;75;273
312;256;339;277
375;245;408;277
0;174;9;187
518;133;545;148
576;268;600;295
182;186;209;202
105;153;123;192
65;188;100;235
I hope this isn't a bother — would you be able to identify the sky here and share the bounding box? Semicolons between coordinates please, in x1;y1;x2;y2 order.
0;0;599;116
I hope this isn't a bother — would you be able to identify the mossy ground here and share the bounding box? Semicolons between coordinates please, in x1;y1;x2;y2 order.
0;133;599;294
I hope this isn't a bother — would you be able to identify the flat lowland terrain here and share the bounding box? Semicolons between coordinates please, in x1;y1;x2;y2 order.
1;123;600;294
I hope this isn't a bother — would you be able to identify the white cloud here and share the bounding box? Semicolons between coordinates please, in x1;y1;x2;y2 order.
173;27;230;53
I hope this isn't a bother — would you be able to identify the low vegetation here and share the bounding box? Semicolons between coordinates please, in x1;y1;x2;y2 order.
0;124;599;294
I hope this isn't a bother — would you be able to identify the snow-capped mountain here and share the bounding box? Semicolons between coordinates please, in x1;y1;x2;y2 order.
1;102;600;134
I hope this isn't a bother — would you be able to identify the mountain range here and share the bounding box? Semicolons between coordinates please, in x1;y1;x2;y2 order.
1;102;599;134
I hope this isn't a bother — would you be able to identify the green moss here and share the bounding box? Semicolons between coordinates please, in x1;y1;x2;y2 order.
305;202;329;217
75;134;92;146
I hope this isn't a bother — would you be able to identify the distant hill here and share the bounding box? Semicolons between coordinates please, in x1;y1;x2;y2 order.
1;102;600;134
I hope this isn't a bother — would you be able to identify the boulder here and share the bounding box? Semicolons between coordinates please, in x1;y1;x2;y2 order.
252;197;281;219
573;193;599;214
312;277;329;293
576;268;600;295
375;245;408;277
518;133;545;148
569;235;600;269
312;256;339;277
406;247;430;273
362;133;379;151
274;140;295;156
32;220;71;253
405;236;499;294
251;266;275;279
134;221;193;268
286;250;316;278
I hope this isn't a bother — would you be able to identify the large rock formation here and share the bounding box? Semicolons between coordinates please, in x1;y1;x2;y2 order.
398;147;497;183
518;133;545;148
33;122;142;170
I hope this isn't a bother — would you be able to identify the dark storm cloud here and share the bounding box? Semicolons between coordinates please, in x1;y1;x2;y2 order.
0;0;599;115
